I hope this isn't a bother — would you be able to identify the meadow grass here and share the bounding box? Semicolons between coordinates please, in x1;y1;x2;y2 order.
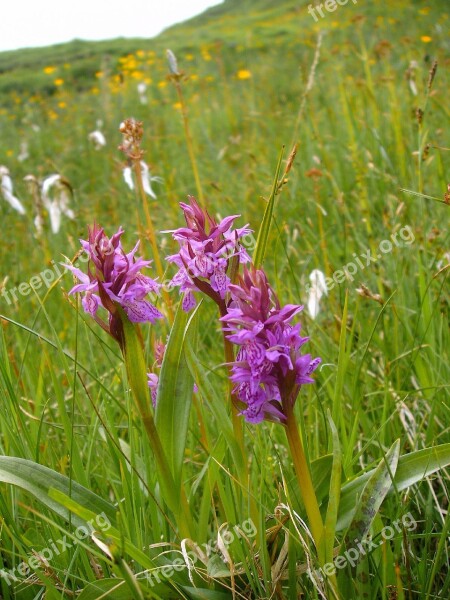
0;0;449;598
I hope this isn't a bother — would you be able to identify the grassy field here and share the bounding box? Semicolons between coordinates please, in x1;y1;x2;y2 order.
0;0;449;598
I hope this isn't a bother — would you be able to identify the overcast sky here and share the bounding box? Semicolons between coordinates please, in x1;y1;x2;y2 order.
0;0;223;53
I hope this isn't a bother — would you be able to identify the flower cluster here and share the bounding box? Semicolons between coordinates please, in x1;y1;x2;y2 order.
65;225;162;342
166;196;251;311
67;215;319;422
221;268;321;424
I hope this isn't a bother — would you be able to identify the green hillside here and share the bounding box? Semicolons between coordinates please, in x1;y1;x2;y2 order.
0;0;298;96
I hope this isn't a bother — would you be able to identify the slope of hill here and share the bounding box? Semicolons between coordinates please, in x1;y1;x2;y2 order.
0;0;299;96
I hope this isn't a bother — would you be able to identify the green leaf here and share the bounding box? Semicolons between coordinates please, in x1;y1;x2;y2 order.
78;579;135;600
0;457;165;576
155;302;196;487
323;414;342;564
344;439;400;547
78;578;167;600
253;147;284;268
184;338;244;476
337;443;450;531
120;307;153;421
206;554;231;578
311;454;334;503
0;456;115;527
119;308;189;533
48;488;155;569
181;588;232;600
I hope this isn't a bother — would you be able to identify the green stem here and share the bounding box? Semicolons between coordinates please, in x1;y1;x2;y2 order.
283;399;324;551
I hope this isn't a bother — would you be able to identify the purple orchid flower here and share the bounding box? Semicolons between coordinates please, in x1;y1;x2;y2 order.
64;224;163;344
220;267;321;425
165;196;252;311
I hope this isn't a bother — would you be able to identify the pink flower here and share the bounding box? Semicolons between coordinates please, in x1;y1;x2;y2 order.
221;267;321;424
64;224;163;344
165;196;251;310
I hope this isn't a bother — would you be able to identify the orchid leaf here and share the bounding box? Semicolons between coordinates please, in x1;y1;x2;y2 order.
343;439;400;548
155;302;197;488
337;443;450;531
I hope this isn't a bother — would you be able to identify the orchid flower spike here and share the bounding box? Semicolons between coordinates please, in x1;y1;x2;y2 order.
220;267;321;424
64;225;163;346
165;196;252;311
0;166;26;215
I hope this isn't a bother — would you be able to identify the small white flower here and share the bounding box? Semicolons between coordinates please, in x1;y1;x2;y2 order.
18;141;29;162
0;165;26;215
122;161;163;200
409;79;418;96
137;82;148;104
42;174;75;234
88;130;106;149
24;174;43;236
307;269;327;319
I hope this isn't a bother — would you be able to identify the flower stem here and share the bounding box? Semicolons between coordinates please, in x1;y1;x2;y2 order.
283;398;324;551
172;80;204;205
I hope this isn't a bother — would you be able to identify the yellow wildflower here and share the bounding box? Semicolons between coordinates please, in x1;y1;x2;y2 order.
43;66;56;75
237;69;252;80
420;35;432;43
54;78;64;86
